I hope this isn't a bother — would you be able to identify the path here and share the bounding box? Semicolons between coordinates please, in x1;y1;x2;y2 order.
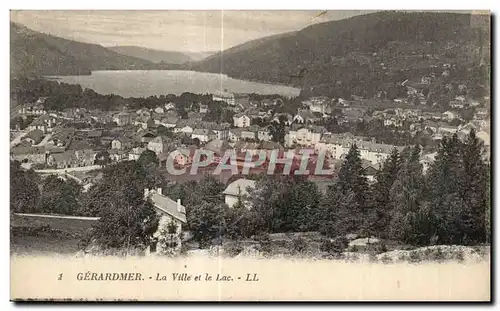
10;130;28;148
35;165;103;174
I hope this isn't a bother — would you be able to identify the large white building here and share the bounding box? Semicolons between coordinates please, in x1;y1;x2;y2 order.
315;133;400;167
285;125;326;147
213;91;235;105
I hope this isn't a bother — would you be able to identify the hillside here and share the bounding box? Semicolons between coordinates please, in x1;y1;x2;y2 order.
184;51;217;62
107;46;194;64
192;11;490;99
10;23;154;77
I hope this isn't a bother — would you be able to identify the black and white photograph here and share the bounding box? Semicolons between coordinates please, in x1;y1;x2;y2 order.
8;9;491;301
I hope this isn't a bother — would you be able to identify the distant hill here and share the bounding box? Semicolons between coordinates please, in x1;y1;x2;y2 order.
107;46;195;64
183;51;217;62
10;22;154;77
192;11;490;98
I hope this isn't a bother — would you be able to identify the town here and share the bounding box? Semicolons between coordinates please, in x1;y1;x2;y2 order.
9;10;491;263
10;74;491;259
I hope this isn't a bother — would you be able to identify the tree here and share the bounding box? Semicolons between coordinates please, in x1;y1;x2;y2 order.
318;186;359;237
137;150;161;188
426;135;463;243
187;201;227;247
88;161;159;251
269;121;285;145
246;176;287;235
156;125;173;138
389;145;427;244
137;149;159;168
372;148;402;236
457;129;488;244
39;175;83;215
93;190;159;251
272;177;321;232
95;150;111;167
10;161;40;213
337;144;368;209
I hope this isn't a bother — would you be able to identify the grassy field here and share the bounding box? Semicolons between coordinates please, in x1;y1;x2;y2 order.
10;214;97;256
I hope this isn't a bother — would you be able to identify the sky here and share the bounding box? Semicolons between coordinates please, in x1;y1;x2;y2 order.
10;10;375;53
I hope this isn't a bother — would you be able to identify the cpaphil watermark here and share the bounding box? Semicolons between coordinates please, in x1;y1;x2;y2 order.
165;148;334;176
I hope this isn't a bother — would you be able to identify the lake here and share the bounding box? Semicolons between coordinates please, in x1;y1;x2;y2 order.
47;70;301;98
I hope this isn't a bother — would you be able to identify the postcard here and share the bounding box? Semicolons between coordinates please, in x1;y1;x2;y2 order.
9;9;491;301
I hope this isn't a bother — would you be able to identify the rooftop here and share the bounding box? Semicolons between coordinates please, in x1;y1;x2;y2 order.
223;179;256;197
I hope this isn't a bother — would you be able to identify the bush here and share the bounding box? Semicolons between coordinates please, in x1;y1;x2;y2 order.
292;237;307;254
381;254;392;264
256;233;272;255
432;247;445;262
409;251;422;263
224;241;243;257
455;250;465;262
375;243;388;254
320;236;348;255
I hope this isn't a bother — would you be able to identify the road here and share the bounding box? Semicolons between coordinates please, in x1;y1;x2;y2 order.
35;165;103;174
10;130;29;148
34;133;52;147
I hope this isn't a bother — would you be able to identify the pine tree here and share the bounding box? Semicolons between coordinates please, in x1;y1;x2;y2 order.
318;185;359;237
389;144;427;244
337;144;368;209
372;147;402;236
458;129;488;244
425;134;463;243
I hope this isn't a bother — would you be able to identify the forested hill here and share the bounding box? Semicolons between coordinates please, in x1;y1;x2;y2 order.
10;22;155;77
192;11;490;99
107;46;194;64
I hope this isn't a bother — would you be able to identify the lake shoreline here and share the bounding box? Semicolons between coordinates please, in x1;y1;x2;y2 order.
44;70;301;98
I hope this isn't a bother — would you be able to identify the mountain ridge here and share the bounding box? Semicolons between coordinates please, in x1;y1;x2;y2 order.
191;11;489;98
10;22;155;77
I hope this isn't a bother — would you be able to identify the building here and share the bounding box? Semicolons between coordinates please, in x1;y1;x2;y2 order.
257;127;272;142
315;134;397;166
213;91;236;105
144;188;187;255
228;129;243;142
129;147;146;161
233;114;251;128
140;132;157;143
362;163;379;183
168;148;194;166
147;136;171;155
286;125;326;147
18;103;46;116
304;96;331;114
111;137;131;150
27;115;58;133
47;150;77;169
442;111;457;121
22;129;44;145
113;112;132;126
293;109;320;124
199;103;208;114
10;146;47;164
191;129;214;143
223;179;256;209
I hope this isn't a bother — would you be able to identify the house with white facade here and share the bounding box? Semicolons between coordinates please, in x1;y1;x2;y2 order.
144;188;187;255
285;125;326;147
233;114;251;128
191;129;214;143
